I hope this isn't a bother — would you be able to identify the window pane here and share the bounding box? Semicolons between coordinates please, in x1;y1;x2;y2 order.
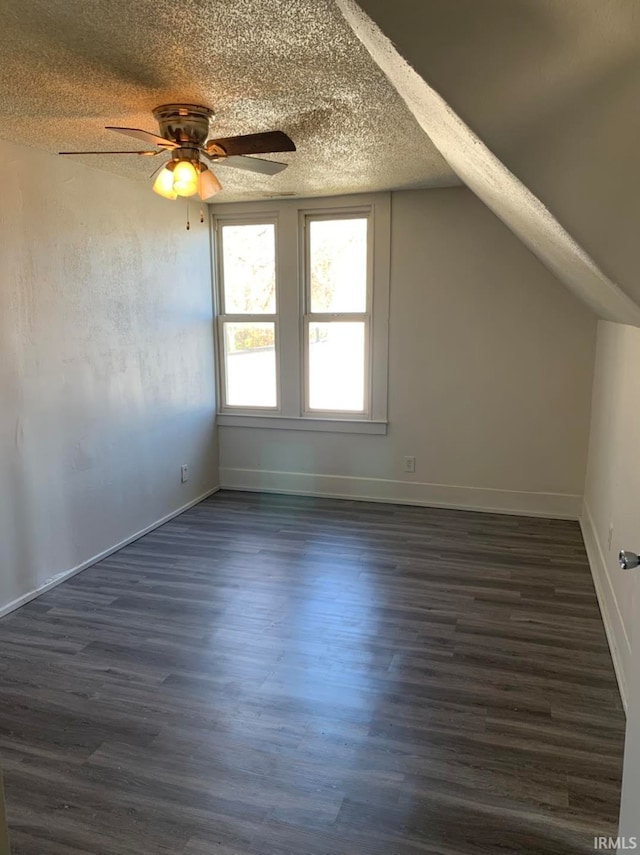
308;322;365;412
224;322;277;407
309;218;368;313
222;223;276;314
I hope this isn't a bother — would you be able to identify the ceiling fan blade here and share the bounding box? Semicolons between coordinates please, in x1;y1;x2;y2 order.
198;168;222;201
106;127;178;149
205;131;295;157
215;155;288;175
59;149;162;156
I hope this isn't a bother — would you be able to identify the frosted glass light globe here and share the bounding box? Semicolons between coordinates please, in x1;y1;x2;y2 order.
172;161;199;197
152;167;177;200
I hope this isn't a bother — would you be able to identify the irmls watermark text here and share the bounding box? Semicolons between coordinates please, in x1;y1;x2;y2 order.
594;838;638;851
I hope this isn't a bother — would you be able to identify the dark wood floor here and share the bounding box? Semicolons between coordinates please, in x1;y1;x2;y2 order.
0;491;626;854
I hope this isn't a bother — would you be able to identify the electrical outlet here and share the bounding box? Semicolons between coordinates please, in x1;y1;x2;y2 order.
181;464;189;484
607;524;613;551
402;456;416;474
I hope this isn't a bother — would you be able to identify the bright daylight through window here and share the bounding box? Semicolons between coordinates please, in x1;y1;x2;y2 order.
214;195;390;433
306;217;368;413
219;222;277;408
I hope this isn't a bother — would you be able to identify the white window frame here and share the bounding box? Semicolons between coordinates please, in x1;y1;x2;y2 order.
214;214;281;414
302;209;373;418
211;193;390;435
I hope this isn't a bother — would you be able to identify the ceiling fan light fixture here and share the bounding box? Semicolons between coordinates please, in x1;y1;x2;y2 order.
152;165;178;199
60;106;295;207
172;160;199;197
198;167;222;201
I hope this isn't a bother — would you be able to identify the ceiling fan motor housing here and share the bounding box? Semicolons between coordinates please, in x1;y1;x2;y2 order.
169;145;202;168
152;104;214;147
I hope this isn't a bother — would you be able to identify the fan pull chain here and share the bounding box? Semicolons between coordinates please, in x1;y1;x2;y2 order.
200;206;204;224
186;199;190;231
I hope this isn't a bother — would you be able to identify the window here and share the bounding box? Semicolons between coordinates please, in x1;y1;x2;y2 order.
213;194;390;434
217;221;278;410
305;215;370;414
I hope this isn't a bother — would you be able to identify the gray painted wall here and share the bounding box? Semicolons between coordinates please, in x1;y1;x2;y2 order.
0;139;218;613
219;188;597;517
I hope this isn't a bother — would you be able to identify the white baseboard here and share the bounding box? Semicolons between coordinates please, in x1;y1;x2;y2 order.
0;485;221;621
580;501;630;711
219;468;582;519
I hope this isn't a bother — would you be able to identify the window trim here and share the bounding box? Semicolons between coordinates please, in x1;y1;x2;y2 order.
215;413;388;434
210;193;391;433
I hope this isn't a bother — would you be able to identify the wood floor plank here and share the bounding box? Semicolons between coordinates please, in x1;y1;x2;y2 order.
0;491;625;854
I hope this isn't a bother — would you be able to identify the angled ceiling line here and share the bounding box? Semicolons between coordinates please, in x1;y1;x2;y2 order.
335;0;640;327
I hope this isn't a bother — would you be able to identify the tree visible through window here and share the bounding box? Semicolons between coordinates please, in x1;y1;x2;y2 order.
306;217;369;413
219;222;278;408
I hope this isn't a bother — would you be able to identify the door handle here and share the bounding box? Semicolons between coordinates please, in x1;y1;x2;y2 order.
619;550;640;570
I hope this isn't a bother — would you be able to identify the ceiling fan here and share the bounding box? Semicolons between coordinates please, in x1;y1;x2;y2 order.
59;103;296;201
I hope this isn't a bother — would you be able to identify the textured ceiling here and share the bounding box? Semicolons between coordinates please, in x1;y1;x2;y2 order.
350;0;640;312
340;0;640;322
0;0;459;202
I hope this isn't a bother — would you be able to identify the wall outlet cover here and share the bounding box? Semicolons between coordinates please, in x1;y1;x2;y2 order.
402;456;416;474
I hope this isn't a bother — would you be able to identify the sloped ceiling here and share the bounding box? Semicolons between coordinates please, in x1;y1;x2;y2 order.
337;0;640;324
0;0;458;201
4;0;638;321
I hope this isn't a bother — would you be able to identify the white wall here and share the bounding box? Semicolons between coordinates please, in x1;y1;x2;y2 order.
0;139;218;614
219;187;597;517
582;321;640;706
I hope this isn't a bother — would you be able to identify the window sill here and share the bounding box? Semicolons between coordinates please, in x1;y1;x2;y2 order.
216;414;388;435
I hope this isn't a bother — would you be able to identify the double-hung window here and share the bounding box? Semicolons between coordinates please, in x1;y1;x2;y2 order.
303;213;371;415
213;194;390;434
216;219;279;410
